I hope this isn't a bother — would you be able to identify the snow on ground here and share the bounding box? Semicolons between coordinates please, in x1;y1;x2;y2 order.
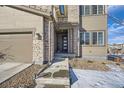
70;64;124;88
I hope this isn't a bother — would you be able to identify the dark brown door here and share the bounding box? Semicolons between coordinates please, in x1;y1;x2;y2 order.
62;35;68;53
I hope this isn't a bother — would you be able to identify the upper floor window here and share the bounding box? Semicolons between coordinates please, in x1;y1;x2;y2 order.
98;5;103;14
85;5;90;15
92;5;97;14
59;5;65;15
80;5;104;16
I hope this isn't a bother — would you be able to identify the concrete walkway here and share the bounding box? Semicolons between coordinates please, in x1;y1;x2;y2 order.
35;58;70;88
0;62;31;84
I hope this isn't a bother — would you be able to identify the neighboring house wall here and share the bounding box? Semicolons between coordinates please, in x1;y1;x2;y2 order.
0;6;44;64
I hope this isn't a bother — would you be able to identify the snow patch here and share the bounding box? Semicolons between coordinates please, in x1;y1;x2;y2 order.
71;64;124;88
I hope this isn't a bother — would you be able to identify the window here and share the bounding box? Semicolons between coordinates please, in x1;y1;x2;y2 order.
80;31;104;46
59;5;65;15
80;5;84;15
80;32;84;44
80;5;104;16
85;5;90;15
98;5;103;14
92;32;97;45
85;32;90;45
80;32;90;45
92;5;97;14
92;32;104;45
98;32;104;45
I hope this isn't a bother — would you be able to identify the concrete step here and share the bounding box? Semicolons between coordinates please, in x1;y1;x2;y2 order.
54;53;75;59
36;78;70;86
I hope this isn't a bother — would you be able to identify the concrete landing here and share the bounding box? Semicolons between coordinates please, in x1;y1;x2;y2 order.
35;58;70;88
0;62;31;84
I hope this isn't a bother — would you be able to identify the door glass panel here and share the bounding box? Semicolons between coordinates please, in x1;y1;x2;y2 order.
64;37;67;39
62;35;68;52
64;41;67;43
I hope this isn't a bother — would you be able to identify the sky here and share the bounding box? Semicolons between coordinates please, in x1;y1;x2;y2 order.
108;5;124;44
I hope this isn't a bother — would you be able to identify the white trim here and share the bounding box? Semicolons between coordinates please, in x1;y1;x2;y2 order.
103;31;105;45
84;32;85;45
77;27;80;56
97;32;98;45
89;5;92;15
68;29;69;53
84;5;85;16
97;5;98;15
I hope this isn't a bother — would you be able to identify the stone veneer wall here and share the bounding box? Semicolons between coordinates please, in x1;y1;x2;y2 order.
49;22;55;61
68;5;79;23
43;19;54;63
68;26;80;56
44;19;49;62
73;27;80;56
67;6;80;56
33;35;43;64
68;28;74;53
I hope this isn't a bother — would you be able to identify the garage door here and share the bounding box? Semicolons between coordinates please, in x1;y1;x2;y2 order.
0;32;32;63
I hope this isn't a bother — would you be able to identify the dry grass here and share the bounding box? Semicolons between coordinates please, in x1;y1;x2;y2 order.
0;64;43;88
69;59;110;71
118;62;124;70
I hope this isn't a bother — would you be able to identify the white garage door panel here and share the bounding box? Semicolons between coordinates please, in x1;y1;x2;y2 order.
0;34;32;63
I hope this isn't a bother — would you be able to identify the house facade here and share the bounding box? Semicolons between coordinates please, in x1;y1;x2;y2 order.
0;5;107;64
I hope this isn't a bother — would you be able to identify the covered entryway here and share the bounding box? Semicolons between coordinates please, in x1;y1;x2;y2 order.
0;32;32;63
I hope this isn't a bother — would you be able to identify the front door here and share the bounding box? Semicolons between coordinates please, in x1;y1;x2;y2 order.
62;35;68;53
